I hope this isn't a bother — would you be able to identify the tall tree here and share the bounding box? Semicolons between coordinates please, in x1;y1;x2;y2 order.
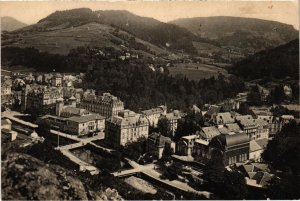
157;118;171;137
263;121;300;199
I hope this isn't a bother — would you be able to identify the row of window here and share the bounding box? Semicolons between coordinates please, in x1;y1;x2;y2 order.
228;153;248;165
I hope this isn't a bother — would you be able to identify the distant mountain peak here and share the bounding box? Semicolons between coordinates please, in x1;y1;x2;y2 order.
1;16;27;32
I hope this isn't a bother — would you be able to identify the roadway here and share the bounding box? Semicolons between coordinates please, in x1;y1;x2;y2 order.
2;111;38;128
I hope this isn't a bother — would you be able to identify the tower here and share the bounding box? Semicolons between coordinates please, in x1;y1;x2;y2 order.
69;96;76;107
56;98;64;116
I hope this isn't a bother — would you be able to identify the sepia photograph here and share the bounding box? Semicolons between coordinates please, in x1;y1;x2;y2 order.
0;0;299;200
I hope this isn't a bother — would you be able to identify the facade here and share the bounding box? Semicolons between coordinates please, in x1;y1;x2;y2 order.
192;139;210;162
1;79;13;104
40;114;105;136
236;116;257;140
236;115;269;140
51;74;62;87
55;96;90;117
79;93;124;118
21;85;63;111
283;85;292;97
209;132;250;166
141;105;167;127
161;110;181;135
176;135;198;156
147;132;173;159
105;110;149;147
1;79;12;95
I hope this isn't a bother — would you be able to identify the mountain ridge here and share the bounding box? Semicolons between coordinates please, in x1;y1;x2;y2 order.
170;16;298;53
1;16;27;32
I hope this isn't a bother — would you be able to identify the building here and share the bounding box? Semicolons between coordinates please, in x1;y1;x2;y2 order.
176;135;198;156
1;79;12;104
2;128;18;141
1;118;17;141
1;119;12;130
255;119;270;139
213;112;235;125
236;162;273;189
21;85;63;111
209;132;250;166
249;139;268;162
40;113;105;136
105;110;149;147
192;139;210;163
189;105;201;114
257;85;270;102
51;74;62;87
79;93;124;118
147;132;174;159
283;85;292;97
203;105;222;123
141;105;167;127
236;115;257;140
1;79;12;95
55;96;90;117
200;126;221;142
161;110;182;135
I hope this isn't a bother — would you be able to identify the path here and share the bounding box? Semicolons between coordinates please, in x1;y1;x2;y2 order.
2;111;38;128
60;149;99;175
120;158;211;198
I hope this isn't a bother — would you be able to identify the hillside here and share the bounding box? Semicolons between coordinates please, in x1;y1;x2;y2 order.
1;16;27;32
1;152;88;200
170;16;298;54
229;39;299;80
3;8;201;55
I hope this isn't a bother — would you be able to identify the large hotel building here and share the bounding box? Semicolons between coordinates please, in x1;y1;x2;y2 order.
78;93;124;118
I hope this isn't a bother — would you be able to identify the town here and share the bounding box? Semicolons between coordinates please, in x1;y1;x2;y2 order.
1;68;299;200
1;2;299;200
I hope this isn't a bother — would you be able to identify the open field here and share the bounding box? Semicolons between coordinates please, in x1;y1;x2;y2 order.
169;62;229;81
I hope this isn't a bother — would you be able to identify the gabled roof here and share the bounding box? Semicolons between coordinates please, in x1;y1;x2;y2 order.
225;123;242;132
255;138;269;149
142;107;164;115
250;140;262;152
201;126;221;139
205;105;221;118
215;112;235;124
148;132;171;147
61;107;90;116
251;171;273;187
67;114;105;123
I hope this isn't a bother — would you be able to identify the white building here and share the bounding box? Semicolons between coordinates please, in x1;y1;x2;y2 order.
141;105;167;127
105;110;149;147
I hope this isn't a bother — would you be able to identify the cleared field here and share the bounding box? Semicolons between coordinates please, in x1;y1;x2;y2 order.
169;63;229;81
2;22;174;58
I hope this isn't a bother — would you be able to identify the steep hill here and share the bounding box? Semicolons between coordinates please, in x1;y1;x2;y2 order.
229;39;299;80
170;16;298;54
1;16;27;32
1;8;187;58
25;8;201;54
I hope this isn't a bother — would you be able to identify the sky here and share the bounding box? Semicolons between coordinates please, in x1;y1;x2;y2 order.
0;1;299;29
